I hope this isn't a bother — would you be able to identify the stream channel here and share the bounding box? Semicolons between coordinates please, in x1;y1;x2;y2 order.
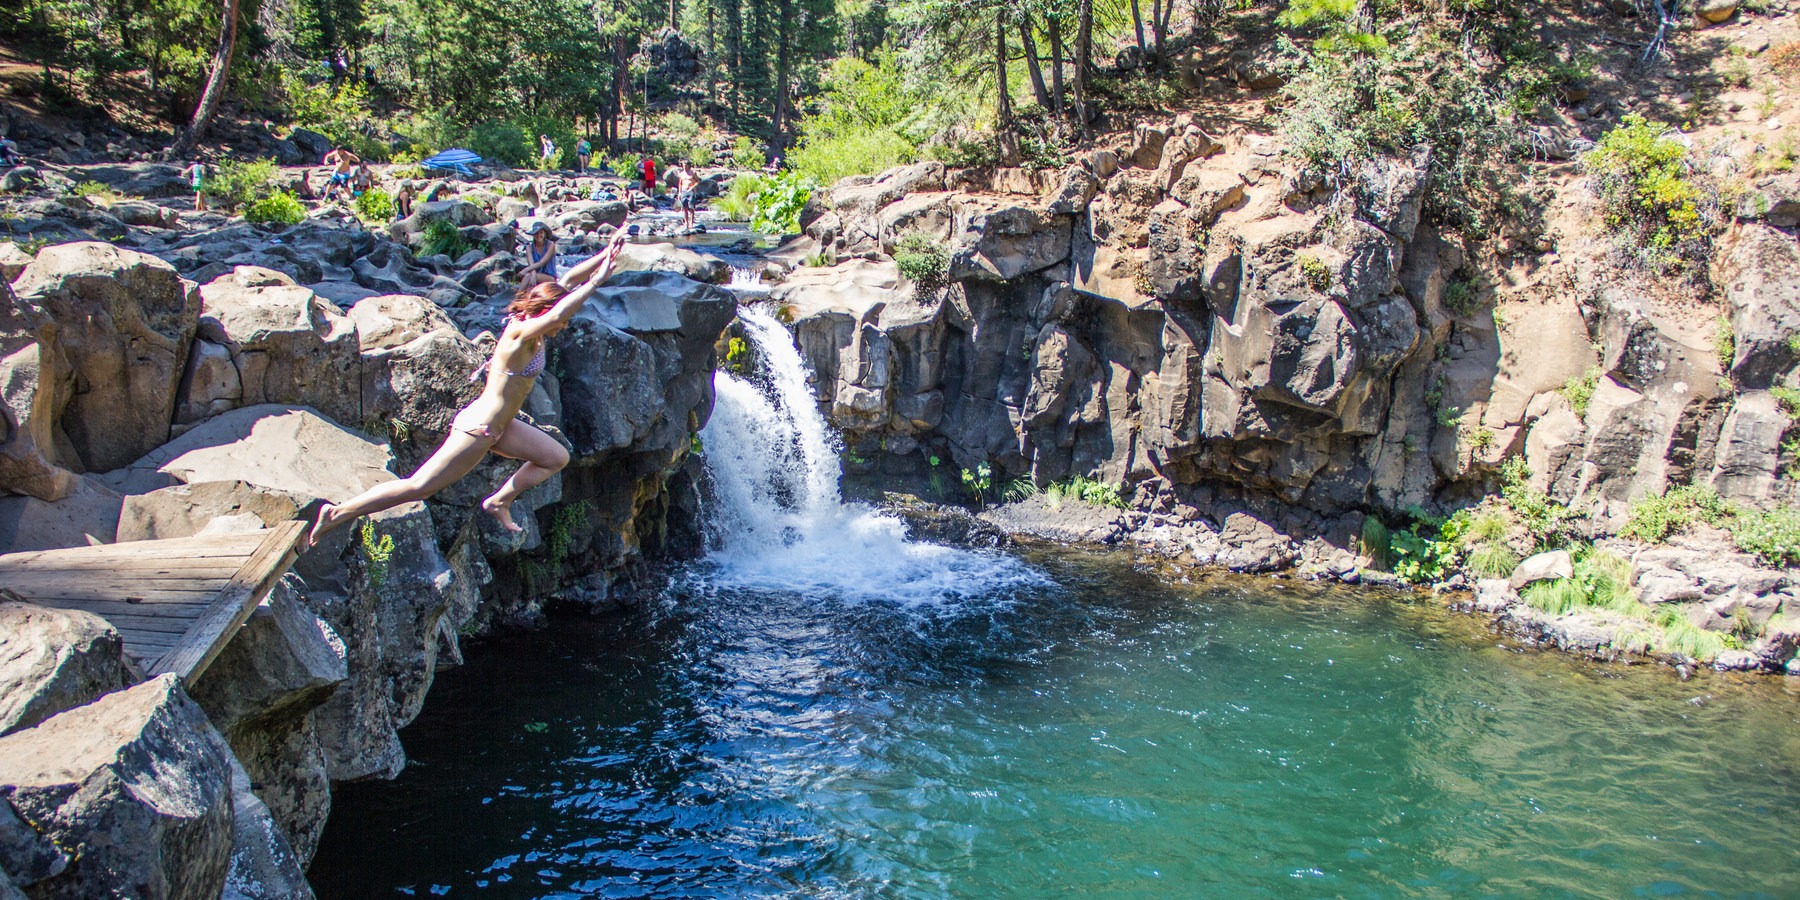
309;308;1800;898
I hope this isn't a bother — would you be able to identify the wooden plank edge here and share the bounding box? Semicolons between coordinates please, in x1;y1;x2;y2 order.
150;521;308;687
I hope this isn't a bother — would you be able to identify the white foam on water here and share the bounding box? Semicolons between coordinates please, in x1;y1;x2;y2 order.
696;307;1046;606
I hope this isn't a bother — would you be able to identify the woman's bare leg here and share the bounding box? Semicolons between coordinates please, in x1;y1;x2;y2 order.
481;423;571;532
307;429;493;547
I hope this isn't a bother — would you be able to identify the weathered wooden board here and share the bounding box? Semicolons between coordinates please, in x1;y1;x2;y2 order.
0;521;308;683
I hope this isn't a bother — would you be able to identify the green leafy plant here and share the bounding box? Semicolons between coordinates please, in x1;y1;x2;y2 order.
1442;275;1479;314
418;218;472;259
1582;115;1718;272
805;250;837;268
1561;367;1600;417
960;462;993;508
894;231;949;294
1714;316;1735;373
714;173;763;221
203;158;281;211
749;171;815;234
1621;484;1734;543
243;191;307;225
70;180;121;203
1297;252;1332;291
1727;506;1800;568
1499;458;1580;549
358;519;396;591
1043;476;1128;509
546;501;590;571
732;136;766;172
724;336;752;375
355;187;395;222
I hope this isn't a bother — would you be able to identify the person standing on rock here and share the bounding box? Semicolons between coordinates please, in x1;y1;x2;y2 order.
394;179;415;219
675;159;700;232
519;222;558;287
639;154;657;197
540;134;557;169
182;158;207;211
323;146;360;203
304;229;633;547
576;137;592;174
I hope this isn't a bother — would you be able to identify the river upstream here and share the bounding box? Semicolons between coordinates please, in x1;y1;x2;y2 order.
309;310;1800;898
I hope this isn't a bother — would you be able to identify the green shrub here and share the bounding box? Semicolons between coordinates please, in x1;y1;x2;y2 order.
924;135;997;169
1297;252;1332;291
1499;458;1580;549
354;187;395;222
1042;476;1128;509
1714;316;1735;373
1391;526;1458;584
243;191;307;225
749;172;815;234
1359;515;1392;569
1728;506;1800;568
715;173;762;221
1770;386;1800;419
1620;484;1733;543
418;218;471;259
1466;542;1520;579
894;231;948;294
792;128;919;185
1521;548;1638;617
71;180;120;202
1442;275;1479;314
732;136;767;172
1561;366;1600;417
203;158;281;210
280;69;388;161
1582;115;1717;271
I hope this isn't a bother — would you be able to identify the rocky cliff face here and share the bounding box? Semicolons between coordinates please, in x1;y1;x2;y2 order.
791;131;1798;530
0;208;734;896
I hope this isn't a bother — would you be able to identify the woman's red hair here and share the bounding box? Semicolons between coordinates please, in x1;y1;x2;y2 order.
508;281;568;319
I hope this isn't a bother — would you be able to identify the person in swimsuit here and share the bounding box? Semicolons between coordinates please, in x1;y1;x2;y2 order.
519;222;558;287
323;146;360;202
303;229;632;547
675;159;699;232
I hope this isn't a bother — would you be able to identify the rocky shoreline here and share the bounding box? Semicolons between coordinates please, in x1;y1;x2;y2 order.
1;112;1797;897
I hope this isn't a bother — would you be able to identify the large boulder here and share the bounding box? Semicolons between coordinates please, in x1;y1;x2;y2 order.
1717;223;1800;389
0;674;235;899
349;295;485;465
194;267;362;428
0;602;130;737
614;242;729;285
106;405;395;504
945;197;1072;282
116;479;306;542
0;272;77;503
0;475;122;552
11;243;199;472
190;577;345;863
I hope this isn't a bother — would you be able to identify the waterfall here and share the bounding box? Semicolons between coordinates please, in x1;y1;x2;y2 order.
695;307;1044;605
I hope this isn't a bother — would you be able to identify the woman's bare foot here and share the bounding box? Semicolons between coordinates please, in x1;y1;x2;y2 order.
305;503;343;549
481;495;524;532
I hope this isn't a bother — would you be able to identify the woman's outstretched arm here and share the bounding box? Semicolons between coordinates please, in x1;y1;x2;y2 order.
517;232;631;340
557;229;630;288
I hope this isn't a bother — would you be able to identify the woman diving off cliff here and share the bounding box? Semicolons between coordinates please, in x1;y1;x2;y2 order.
304;228;633;549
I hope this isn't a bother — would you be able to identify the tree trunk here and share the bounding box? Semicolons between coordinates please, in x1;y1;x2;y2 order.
995;10;1018;165
173;0;239;157
669;0;680;29
1047;16;1066;119
1151;0;1167;69
1129;0;1145;55
1019;18;1051;111
774;0;793;147
1074;0;1093;138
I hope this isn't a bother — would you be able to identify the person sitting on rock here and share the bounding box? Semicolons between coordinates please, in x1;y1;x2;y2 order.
0;135;20;167
519;222;558;286
350;163;374;198
304;229;632;547
394;179;415;219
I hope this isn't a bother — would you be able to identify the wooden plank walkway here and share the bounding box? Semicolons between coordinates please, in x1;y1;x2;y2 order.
0;520;307;686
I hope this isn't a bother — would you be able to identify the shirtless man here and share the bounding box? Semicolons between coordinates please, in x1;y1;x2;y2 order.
674;159;701;232
323;146;360;202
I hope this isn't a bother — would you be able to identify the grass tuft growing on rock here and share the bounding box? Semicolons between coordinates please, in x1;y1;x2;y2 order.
1561;367;1600;417
1620;484;1733;543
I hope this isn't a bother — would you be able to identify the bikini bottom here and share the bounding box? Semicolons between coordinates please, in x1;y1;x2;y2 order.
451;406;528;443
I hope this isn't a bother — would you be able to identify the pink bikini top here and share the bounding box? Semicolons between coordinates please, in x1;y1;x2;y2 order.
470;320;547;382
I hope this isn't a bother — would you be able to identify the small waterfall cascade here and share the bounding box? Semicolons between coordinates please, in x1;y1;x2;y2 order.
696;307;1044;604
725;264;771;301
